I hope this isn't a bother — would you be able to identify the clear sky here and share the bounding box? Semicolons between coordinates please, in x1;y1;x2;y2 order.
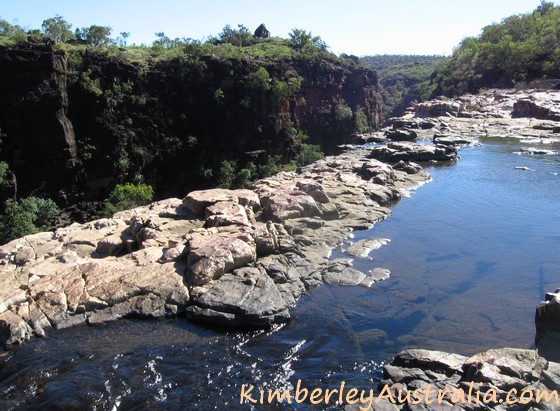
0;0;551;56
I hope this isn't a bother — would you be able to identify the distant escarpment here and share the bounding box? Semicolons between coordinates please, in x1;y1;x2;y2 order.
0;42;382;211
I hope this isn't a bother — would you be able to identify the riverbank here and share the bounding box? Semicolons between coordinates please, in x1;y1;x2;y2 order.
0;143;457;347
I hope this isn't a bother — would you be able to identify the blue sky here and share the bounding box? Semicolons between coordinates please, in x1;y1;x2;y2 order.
0;0;549;55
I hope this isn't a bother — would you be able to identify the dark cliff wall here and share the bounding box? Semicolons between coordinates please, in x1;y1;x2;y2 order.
0;44;382;205
0;45;78;203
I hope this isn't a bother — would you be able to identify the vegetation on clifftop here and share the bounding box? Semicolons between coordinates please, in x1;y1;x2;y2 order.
433;1;560;96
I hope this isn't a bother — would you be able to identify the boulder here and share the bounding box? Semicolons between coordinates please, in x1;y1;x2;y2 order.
386;128;418;142
186;232;257;286
414;99;461;117
187;267;290;327
204;201;250;227
0;310;33;346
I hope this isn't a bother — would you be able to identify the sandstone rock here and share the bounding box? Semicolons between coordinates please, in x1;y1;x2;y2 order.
393;160;423;175
380;347;560;410
361;268;391;287
392;349;467;375
260;188;322;222
186;233;256;286
513;98;560;120
204;201;250;227
519;147;557;155
295;179;330;203
322;260;366;286
96;233;128;256
182;188;260;214
158;244;186;263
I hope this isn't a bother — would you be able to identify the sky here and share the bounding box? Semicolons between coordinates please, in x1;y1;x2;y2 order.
0;0;552;56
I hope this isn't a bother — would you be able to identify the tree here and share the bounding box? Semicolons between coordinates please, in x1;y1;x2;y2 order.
294;144;324;167
103;183;154;216
119;31;130;46
288;28;328;52
0;19;15;36
0;197;59;243
0;19;27;42
41;15;74;43
76;25;113;46
288;28;311;50
218;24;252;47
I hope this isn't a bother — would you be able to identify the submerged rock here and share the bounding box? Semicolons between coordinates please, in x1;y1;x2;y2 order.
345;238;391;259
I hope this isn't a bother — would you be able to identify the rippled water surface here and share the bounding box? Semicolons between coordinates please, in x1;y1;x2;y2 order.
1;140;560;410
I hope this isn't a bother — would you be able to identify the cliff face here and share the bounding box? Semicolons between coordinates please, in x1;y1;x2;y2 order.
0;44;382;205
0;45;78;202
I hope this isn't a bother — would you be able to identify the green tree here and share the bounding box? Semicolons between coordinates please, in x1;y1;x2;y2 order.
119;31;130;46
103;183;154;216
0;162;9;183
218;24;252;47
217;160;237;188
294;144;324;167
41;15;74;43
76;25;113;46
0;19;16;36
0;197;59;243
288;28;328;52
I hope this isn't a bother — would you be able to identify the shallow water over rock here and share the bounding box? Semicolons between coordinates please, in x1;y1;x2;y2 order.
1;140;559;410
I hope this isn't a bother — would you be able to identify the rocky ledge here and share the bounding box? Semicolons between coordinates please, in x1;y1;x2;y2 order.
358;87;560;149
0;144;457;347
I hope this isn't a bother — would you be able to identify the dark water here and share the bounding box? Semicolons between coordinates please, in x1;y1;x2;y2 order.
1;140;560;410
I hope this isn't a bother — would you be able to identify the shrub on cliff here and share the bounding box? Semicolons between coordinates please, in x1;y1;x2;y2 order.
0;197;60;243
102;183;154;216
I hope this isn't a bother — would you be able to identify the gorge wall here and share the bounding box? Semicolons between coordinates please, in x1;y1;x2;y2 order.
0;43;382;211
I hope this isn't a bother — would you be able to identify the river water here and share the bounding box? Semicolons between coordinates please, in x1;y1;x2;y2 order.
1;139;559;410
